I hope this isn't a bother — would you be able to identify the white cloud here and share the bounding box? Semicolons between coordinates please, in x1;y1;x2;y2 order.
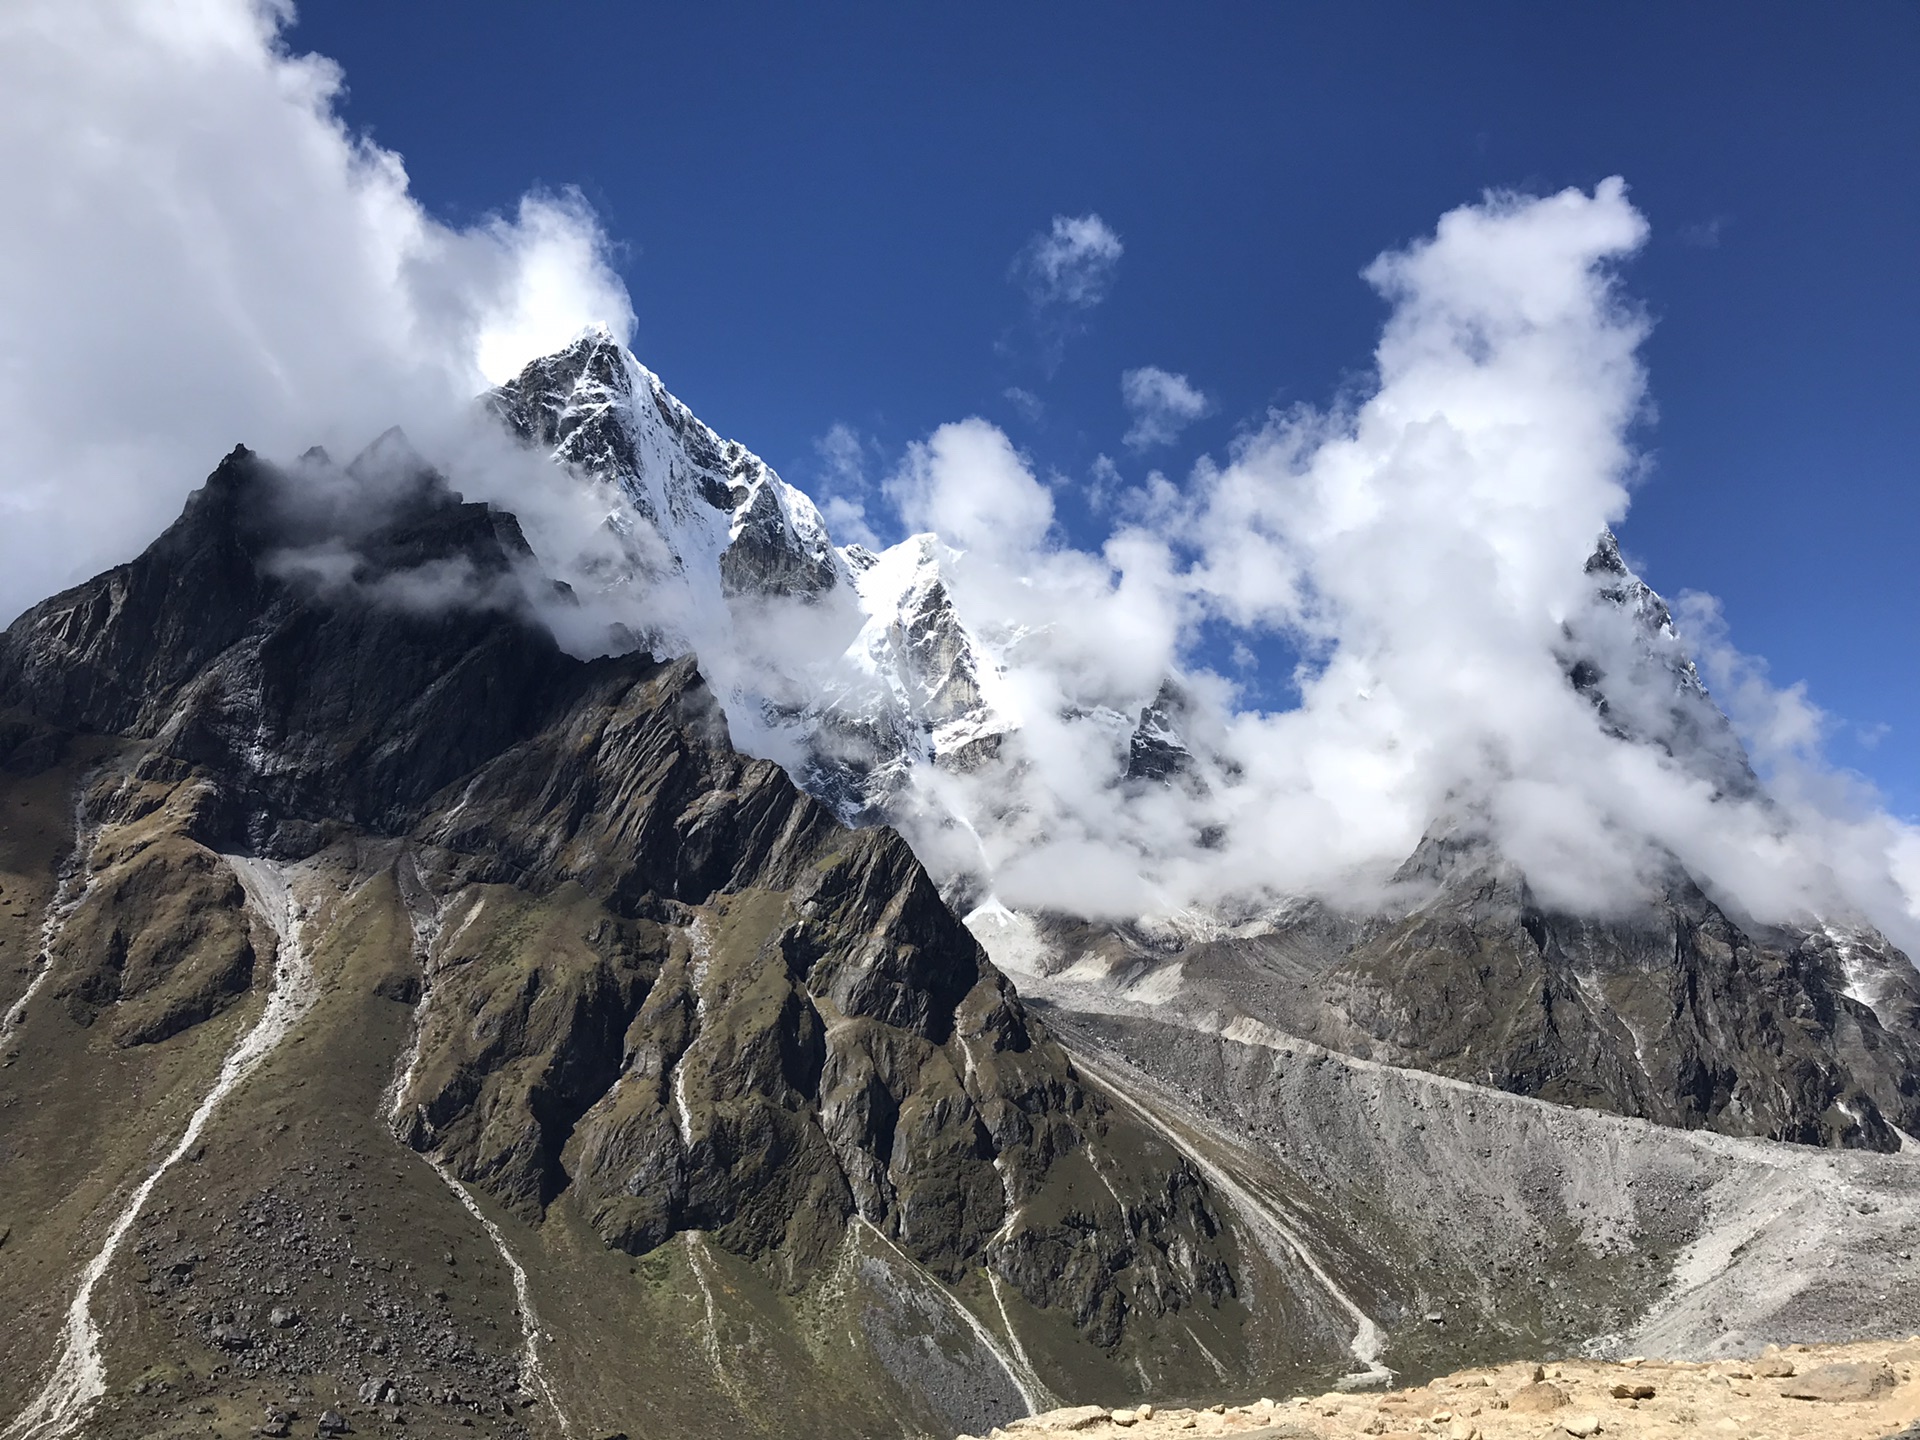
841;178;1920;955
1002;386;1044;421
1015;214;1124;309
0;0;633;624
812;422;882;549
886;420;1056;562
4;22;1911;963
1121;366;1211;449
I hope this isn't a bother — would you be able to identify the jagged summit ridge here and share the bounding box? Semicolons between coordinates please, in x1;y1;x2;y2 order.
487;329;1022;822
486;329;841;601
1567;529;1758;799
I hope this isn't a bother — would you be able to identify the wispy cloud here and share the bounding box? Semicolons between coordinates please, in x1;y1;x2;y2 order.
1005;213;1124;374
812;422;883;549
1002;386;1044;422
1121;366;1211;450
1678;216;1728;249
1015;213;1124;308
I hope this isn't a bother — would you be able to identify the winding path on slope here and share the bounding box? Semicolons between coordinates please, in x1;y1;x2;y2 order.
3;856;316;1440
1069;1048;1394;1388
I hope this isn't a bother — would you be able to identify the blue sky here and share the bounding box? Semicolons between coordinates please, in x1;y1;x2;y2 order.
286;1;1920;813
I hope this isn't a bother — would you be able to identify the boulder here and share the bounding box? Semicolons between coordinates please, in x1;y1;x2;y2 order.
1508;1382;1570;1414
1779;1362;1896;1402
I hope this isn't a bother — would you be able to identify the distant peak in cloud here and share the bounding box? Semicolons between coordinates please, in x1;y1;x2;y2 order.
1014;213;1123;309
1121;366;1210;450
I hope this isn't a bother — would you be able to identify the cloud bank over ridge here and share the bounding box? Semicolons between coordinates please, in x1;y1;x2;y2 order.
0;0;631;622
871;180;1920;950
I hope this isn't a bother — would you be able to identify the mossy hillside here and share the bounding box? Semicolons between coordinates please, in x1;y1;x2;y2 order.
66;849;546;1440
397;876;662;1216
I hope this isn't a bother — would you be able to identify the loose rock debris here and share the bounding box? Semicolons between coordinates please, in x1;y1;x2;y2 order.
959;1338;1920;1440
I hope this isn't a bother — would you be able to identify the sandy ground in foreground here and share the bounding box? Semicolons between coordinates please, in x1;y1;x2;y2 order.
966;1338;1920;1440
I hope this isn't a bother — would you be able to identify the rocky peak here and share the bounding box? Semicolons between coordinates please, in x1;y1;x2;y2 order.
1563;530;1759;799
486;329;839;601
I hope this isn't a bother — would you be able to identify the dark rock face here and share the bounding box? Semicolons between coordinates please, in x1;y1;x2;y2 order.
0;444;1238;1353
0;446;570;847
1315;833;1920;1151
1073;826;1920;1154
1125;682;1197;786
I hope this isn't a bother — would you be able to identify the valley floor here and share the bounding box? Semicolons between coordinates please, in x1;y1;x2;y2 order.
967;1337;1920;1440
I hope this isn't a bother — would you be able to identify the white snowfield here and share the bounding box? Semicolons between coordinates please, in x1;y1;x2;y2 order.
3;856;316;1440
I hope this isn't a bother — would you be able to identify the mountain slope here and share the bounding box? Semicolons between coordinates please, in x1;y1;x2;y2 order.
0;446;1391;1440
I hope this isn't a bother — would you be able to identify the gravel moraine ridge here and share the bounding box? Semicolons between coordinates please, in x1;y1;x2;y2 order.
962;1338;1920;1440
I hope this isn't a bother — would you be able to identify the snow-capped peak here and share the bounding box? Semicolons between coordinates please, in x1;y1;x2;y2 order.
487;331;841;601
486;333;1020;824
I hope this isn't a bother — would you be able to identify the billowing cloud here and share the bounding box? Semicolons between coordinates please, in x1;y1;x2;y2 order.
1121;366;1211;450
3;19;1910;958
846;179;1920;954
0;0;633;625
1015;214;1124;309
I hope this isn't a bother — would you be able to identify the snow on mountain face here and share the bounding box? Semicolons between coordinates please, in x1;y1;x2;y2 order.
485;329;1020;822
486;332;1769;903
486;327;839;602
1564;530;1759;801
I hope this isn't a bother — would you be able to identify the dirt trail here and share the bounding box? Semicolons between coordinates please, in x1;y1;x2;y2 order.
2;856;316;1440
964;1337;1920;1440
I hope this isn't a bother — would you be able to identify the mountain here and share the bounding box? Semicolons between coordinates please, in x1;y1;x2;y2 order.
0;445;1402;1440
486;330;1920;1157
973;530;1920;1159
5;344;1920;1440
482;331;1019;827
